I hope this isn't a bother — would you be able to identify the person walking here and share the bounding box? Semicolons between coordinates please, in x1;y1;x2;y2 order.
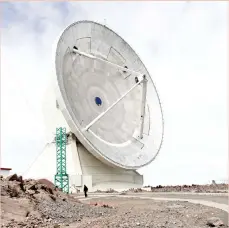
83;185;88;198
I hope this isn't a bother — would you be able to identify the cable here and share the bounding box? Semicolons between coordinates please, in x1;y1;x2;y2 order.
22;141;54;177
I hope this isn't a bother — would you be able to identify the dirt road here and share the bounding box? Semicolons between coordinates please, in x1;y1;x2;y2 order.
76;192;228;205
68;196;228;228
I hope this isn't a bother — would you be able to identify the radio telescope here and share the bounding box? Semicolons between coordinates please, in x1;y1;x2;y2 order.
25;21;164;192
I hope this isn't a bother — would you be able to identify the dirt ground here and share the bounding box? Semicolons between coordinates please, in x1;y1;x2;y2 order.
67;197;228;228
0;175;114;228
1;175;228;228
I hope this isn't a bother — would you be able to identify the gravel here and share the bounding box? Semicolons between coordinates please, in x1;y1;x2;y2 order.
123;184;228;194
68;197;228;228
1;174;115;228
1;174;228;228
36;195;115;224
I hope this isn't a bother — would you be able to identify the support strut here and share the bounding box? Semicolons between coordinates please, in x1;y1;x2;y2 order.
72;47;143;76
84;75;145;131
73;47;148;139
139;75;148;139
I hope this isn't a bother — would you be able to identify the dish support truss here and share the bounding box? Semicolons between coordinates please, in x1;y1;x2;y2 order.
54;127;69;193
72;47;148;139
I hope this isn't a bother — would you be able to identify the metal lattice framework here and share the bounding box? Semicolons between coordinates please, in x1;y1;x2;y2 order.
54;127;69;193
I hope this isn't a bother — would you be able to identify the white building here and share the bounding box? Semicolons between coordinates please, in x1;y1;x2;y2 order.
0;168;12;178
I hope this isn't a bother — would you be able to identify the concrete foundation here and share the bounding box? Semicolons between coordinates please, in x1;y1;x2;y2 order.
24;133;143;192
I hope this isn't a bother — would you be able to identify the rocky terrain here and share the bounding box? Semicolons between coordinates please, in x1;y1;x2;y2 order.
0;174;115;227
94;183;228;194
70;197;228;228
117;185;227;194
1;174;228;228
147;183;228;193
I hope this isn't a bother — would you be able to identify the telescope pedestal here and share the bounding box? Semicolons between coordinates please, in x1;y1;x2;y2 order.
24;84;143;192
25;133;143;192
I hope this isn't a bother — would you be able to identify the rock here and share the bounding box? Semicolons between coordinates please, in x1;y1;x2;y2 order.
38;179;55;189
6;174;18;181
207;217;224;227
105;188;117;193
26;190;35;195
50;195;56;201
17;176;23;183
9;185;21;197
28;184;38;191
1;174;115;227
48;187;54;195
19;182;25;192
120;192;127;195
29;210;42;219
167;204;184;209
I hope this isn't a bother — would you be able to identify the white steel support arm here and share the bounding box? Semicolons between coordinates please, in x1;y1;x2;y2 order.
84;76;144;131
139;76;148;139
72;47;142;76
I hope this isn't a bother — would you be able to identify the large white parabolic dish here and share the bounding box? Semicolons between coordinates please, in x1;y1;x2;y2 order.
55;20;164;170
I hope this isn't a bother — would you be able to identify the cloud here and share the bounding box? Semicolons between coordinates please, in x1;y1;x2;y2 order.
1;1;228;185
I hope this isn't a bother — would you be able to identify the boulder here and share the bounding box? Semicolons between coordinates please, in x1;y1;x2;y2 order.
207;217;224;227
6;174;18;181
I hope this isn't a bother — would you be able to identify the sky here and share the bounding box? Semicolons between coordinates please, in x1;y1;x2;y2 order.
1;1;228;186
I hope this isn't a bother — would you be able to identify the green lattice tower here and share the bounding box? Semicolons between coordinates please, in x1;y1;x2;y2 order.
54;127;69;193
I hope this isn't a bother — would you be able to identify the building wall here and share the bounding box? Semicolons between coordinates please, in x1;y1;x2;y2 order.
77;142;143;188
0;170;10;178
24;135;143;192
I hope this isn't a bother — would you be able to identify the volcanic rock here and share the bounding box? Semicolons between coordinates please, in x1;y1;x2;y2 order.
207;217;224;227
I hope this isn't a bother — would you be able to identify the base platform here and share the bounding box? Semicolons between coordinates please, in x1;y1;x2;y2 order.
24;133;143;192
